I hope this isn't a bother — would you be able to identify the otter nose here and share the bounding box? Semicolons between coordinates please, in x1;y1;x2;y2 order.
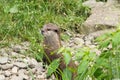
41;30;44;35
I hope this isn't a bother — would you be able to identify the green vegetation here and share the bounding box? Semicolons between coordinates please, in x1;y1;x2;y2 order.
0;0;90;41
0;0;120;80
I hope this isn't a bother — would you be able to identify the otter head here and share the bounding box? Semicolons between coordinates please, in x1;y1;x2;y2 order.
41;23;61;53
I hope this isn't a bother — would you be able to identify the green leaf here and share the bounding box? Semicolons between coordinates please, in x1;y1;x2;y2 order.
99;38;110;49
75;49;85;59
57;47;65;54
63;52;72;65
9;5;18;13
62;68;72;80
47;59;60;77
58;47;72;65
3;5;10;13
77;60;88;74
112;32;120;47
94;68;103;78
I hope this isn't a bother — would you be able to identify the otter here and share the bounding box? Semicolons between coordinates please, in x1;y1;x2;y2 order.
41;23;77;80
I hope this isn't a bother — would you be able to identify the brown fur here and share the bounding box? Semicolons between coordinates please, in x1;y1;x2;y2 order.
41;23;77;80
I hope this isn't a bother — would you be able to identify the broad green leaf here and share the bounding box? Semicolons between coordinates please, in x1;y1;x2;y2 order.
112;32;120;47
89;52;97;60
58;47;72;65
94;68;103;78
96;57;109;68
57;47;65;54
47;59;60;77
62;68;72;80
74;49;85;60
63;52;72;65
77;60;88;74
99;38;110;49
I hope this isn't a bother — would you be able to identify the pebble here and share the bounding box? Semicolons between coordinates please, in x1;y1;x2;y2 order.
24;58;38;68
4;71;11;77
14;62;27;68
10;75;23;80
0;57;8;64
0;75;5;80
74;37;84;46
12;66;18;74
0;64;13;70
12;45;22;53
19;73;29;80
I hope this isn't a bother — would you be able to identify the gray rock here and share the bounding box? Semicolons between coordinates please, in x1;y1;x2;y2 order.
18;69;25;75
12;45;22;53
14;62;27;68
31;68;37;74
23;57;38;68
0;75;5;80
35;63;44;74
10;52;18;56
82;2;120;33
0;48;10;56
12;66;18;74
37;72;47;79
19;73;29;80
4;71;11;77
0;64;13;70
0;57;8;64
74;38;84;46
85;40;92;46
10;75;23;80
83;0;105;8
28;58;38;68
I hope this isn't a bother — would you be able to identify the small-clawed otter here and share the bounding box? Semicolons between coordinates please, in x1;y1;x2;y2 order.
41;23;77;80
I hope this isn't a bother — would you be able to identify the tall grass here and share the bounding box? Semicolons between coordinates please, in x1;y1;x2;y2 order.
0;0;90;42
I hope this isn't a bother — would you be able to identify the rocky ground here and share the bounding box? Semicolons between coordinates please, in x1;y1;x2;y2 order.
0;42;53;80
0;29;114;80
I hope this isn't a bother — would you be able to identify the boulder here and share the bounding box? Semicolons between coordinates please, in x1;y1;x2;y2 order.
82;1;120;33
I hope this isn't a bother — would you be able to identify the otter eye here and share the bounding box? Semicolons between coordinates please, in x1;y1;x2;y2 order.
47;29;51;31
54;30;58;33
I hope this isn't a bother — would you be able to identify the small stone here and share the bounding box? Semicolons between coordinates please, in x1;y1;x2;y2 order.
31;68;37;74
35;63;44;74
4;71;11;77
85;40;92;46
89;45;96;49
37;72;46;79
10;75;23;80
0;57;8;64
14;62;27;68
0;75;5;80
0;48;9;56
74;38;84;46
0;64;13;70
12;66;18;74
18;69;26;75
12;45;22;53
11;52;18;56
28;58;38;68
19;73;29;80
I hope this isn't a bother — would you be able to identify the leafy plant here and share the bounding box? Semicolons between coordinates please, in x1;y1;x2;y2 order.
95;29;120;79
